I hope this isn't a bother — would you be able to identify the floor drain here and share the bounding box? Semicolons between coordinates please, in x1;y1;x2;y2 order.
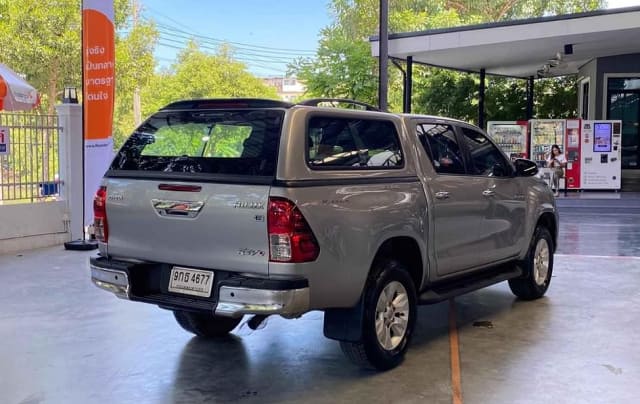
472;320;494;328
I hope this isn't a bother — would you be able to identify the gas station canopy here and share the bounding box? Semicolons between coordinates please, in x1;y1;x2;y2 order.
371;6;640;79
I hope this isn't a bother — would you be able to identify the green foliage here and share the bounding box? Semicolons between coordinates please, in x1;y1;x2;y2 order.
113;15;158;146
534;76;578;119
0;0;131;114
107;42;280;148
140;42;278;114
485;77;528;121
292;0;603;121
141;123;252;159
413;69;478;120
291;30;379;105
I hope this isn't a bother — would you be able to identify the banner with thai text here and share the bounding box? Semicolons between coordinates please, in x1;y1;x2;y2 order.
82;0;115;224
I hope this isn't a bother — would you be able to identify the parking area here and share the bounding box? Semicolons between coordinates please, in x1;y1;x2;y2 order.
1;205;639;404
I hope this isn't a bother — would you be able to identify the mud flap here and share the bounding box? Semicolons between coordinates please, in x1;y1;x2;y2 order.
323;294;364;342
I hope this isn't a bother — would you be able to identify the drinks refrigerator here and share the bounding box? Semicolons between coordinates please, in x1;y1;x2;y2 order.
529;119;566;167
529;119;566;190
486;121;528;160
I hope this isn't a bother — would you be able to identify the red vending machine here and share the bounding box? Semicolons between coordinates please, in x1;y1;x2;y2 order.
564;119;581;189
486;121;529;160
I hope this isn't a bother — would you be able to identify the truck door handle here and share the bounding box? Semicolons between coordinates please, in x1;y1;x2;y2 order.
482;190;496;197
435;191;450;200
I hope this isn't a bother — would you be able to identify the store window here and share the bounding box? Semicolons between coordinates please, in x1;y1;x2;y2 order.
581;81;589;119
607;77;640;169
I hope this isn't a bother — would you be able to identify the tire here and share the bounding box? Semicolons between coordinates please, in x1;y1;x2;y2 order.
509;226;554;300
173;310;242;338
340;259;417;371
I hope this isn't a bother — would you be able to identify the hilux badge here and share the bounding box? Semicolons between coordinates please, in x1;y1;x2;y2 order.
108;192;124;201
234;201;264;209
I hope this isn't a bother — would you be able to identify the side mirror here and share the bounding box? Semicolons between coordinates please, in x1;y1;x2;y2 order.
513;158;538;177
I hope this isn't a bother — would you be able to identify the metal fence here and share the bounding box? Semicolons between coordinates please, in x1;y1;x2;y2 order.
0;113;60;203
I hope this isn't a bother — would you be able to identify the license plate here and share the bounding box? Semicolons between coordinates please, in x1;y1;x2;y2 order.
168;267;214;297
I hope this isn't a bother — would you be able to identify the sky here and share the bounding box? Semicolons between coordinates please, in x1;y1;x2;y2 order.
140;0;333;77
141;0;640;78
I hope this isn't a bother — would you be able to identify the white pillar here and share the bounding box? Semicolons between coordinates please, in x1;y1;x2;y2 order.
56;104;84;240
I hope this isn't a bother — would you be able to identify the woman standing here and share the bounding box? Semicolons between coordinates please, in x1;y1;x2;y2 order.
546;144;567;196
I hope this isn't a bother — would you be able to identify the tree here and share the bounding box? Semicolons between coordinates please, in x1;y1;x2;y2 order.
0;0;152;187
0;0;132;115
141;41;279;115
534;76;579;119
291;28;379;105
292;0;604;120
113;42;280;147
113;5;158;145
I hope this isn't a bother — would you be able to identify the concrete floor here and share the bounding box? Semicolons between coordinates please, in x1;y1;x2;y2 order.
1;203;639;404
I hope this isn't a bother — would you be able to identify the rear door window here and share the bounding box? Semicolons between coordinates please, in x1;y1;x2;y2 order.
110;109;284;177
417;123;466;174
306;117;403;169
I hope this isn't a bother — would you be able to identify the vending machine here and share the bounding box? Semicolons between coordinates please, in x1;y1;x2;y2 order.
564;119;581;190
580;120;622;190
486;121;528;160
529;119;567;189
529;119;566;167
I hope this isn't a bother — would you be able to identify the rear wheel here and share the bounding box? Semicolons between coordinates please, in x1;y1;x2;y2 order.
509;226;554;300
340;259;417;370
173;310;242;338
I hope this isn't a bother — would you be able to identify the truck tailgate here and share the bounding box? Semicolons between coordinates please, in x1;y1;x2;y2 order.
105;178;270;275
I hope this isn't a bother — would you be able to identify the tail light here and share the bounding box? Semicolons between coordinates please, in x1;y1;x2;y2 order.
93;186;108;242
267;197;319;263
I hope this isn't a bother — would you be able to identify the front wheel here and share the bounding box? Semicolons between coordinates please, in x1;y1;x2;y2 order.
509;226;554;300
340;259;417;371
173;310;242;338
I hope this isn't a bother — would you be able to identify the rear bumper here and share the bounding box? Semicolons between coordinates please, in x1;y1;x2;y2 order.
91;266;130;299
215;286;309;317
90;256;309;318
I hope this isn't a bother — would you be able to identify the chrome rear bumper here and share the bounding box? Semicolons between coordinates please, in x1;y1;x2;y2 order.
90;264;309;318
215;286;309;318
91;266;130;299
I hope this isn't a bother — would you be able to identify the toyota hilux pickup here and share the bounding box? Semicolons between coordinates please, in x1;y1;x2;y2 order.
90;98;558;370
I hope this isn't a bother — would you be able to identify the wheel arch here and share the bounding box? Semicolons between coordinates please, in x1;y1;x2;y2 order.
535;212;558;252
372;236;424;291
324;236;424;343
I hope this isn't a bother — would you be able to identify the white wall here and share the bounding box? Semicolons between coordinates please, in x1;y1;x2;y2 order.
0;199;69;255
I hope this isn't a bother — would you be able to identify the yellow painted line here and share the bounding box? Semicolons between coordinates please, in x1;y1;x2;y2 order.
449;298;463;404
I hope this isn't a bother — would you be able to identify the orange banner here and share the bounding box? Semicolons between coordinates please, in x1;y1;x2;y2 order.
82;0;115;225
82;1;115;141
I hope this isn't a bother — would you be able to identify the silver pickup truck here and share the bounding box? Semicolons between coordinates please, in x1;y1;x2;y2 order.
90;98;558;370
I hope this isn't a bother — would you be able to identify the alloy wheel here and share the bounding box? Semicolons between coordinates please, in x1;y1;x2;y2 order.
533;238;550;286
375;281;410;350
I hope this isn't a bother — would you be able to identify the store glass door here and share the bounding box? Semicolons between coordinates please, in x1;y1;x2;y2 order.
607;78;640;169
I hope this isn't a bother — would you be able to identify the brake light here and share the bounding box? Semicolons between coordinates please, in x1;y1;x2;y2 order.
93;186;108;243
268;197;319;263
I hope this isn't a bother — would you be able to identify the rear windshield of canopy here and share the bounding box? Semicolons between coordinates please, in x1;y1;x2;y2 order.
110;109;285;176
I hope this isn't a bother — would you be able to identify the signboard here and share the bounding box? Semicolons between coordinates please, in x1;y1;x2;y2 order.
82;0;115;224
593;122;612;152
0;126;9;155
